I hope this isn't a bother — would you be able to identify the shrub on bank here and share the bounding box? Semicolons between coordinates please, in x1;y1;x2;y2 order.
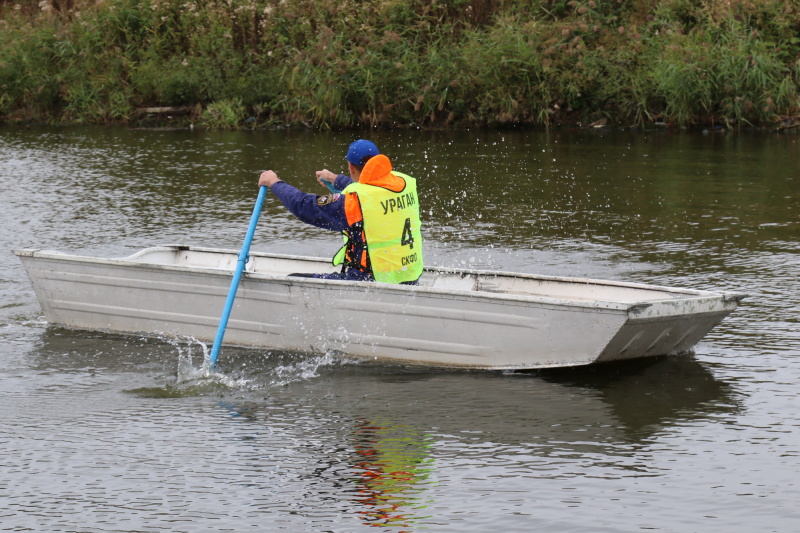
1;0;798;129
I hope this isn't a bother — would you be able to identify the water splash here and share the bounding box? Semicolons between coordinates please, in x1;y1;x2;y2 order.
126;333;360;398
269;349;356;387
124;334;252;397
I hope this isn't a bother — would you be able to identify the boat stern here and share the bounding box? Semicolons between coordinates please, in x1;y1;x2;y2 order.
593;292;746;363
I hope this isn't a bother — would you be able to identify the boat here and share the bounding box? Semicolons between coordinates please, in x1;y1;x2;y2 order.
14;245;745;370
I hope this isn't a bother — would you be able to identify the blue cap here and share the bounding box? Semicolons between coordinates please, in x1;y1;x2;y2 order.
345;139;380;166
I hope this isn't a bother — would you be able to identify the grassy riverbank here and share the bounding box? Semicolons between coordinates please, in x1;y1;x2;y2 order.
1;0;799;129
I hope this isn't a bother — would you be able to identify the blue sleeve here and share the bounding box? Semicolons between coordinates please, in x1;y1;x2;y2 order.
334;174;353;191
270;181;349;232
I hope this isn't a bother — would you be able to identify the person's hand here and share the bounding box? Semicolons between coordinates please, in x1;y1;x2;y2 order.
315;169;338;188
258;170;281;188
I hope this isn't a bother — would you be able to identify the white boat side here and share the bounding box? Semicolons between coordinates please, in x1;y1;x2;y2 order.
14;245;746;370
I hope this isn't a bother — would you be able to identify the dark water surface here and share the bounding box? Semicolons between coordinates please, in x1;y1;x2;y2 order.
1;126;798;532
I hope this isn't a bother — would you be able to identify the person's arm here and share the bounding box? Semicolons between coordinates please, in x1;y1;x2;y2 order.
334;174;353;191
316;169;353;193
267;182;348;231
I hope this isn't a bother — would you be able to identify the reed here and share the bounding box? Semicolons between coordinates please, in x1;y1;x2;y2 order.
649;16;797;127
200;99;247;129
1;0;799;128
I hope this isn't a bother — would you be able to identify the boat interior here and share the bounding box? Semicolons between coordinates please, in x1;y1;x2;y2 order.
122;245;713;304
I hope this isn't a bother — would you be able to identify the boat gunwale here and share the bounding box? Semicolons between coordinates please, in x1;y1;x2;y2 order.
13;245;746;314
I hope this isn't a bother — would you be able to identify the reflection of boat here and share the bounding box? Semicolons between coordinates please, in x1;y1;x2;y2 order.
15;245;745;370
330;356;738;448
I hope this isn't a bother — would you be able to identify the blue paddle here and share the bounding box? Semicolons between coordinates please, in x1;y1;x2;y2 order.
322;179;342;194
209;185;268;368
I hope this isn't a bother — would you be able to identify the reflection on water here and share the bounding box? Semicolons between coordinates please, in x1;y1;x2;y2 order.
334;359;738;455
31;328;738;445
348;419;434;529
8;326;746;530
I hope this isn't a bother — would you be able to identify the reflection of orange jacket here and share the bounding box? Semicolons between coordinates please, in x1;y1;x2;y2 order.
350;419;433;529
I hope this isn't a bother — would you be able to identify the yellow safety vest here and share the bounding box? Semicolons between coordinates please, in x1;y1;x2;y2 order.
335;172;423;284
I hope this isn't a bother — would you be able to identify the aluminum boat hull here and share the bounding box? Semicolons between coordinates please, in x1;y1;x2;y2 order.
14;245;745;369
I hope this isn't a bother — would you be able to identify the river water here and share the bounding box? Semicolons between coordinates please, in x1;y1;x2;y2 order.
1;125;797;532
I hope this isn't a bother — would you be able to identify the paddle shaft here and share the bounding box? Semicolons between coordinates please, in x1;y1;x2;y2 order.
322;179;341;194
209;185;268;367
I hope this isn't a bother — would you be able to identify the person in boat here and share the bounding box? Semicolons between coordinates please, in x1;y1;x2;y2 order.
258;139;423;284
